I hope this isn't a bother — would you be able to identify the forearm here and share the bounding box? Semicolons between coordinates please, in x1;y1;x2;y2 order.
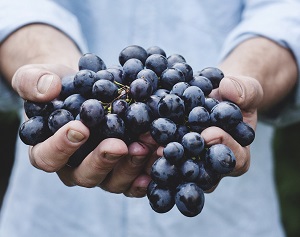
0;24;82;82
219;37;298;110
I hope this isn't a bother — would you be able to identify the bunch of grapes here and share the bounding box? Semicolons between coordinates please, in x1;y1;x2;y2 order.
18;45;255;217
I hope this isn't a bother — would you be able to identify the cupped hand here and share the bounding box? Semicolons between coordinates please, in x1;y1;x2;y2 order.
201;75;263;191
13;64;158;197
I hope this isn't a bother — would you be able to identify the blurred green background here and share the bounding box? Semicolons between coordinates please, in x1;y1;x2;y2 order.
0;111;299;236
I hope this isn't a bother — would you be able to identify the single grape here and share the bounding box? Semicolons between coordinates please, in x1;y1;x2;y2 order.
180;159;201;182
119;45;148;66
111;99;129;118
196;160;221;191
175;182;205;217
59;74;78;99
78;53;106;72
205;144;236;174
160;68;185;91
204;97;219;112
170;82;190;97
151;156;180;188
145;54;168;77
145;95;161;119
210;101;243;131
106;67;124;84
153;88;170;98
129;78;153;102
147;184;175;214
188;106;210;133
181;132;205;158
48;109;74;133
122;58;144;85
74;69;98;97
137;68;158;91
92;79;119;103
150;118;177;145
24;100;53;118
163;141;185;165
229;121;255;147
182;86;205;114
100;113;126;140
96;69;114;82
19;116;51;146
79;99;105;128
63;94;86;117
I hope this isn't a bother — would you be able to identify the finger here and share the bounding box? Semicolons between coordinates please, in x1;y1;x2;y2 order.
11;64;76;102
57;138;128;188
123;174;152;198
201;126;250;177
29;120;90;172
98;141;152;193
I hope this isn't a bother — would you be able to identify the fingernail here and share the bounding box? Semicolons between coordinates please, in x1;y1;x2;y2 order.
229;78;243;98
67;129;85;143
37;74;54;94
104;153;123;161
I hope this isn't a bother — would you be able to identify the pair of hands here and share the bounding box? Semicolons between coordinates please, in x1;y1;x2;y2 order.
12;63;263;197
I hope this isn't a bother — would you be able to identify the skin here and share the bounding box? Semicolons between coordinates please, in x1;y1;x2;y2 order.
0;24;298;196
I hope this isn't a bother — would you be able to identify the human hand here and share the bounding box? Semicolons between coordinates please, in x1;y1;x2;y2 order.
12;64;158;197
200;75;263;190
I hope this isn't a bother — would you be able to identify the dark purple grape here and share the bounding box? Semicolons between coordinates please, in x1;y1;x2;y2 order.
100;114;126;140
50;99;64;111
180;159;200;182
95;69;114;82
124;102;153;136
48;109;74;133
63;94;86;117
157;94;185;124
79;99;105;128
198;67;224;89
204;97;219;112
182;86;205;114
24;100;53;118
92;79;119;103
119;45;148;66
175;182;205;217
196;160;221;191
205;144;236;174
137;68;158;91
129;78;153;102
210;101;243;131
189;75;213;96
188;106;210;133
181;132;205;158
111;99;128;118
167;54;186;68
146;46;166;57
148;184;175;214
163;142;185;165
59;74;78;99
151;156;180;188
74;69;98;97
170;82;190;97
229;121;255;147
78;53;106;72
150;118;177;145
19;116;51;145
145;54;168;77
122;58;144;85
171;62;193;82
160;68;185;91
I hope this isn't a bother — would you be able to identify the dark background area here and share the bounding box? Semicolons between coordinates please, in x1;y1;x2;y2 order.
0;111;299;236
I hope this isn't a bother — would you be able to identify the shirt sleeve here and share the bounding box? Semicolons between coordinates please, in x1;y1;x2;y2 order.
218;0;300;127
0;0;88;112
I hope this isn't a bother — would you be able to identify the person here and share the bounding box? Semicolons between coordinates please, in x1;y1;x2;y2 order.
0;0;299;236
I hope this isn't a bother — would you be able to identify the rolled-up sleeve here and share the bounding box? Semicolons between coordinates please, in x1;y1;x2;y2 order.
219;0;300;127
0;0;88;111
0;0;87;51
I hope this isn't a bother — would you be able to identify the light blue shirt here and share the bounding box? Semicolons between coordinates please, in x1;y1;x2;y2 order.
1;1;300;237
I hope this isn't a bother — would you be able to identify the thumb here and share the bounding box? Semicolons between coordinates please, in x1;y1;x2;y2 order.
217;75;264;111
12;64;76;102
